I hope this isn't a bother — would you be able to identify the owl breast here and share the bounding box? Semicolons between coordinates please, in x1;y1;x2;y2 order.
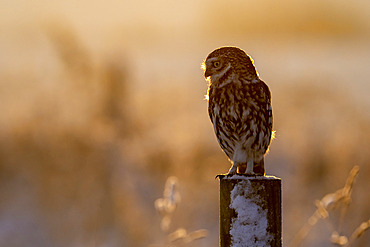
208;80;271;163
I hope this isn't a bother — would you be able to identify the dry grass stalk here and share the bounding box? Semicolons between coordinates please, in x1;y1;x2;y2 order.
288;165;363;247
151;177;208;247
346;219;370;246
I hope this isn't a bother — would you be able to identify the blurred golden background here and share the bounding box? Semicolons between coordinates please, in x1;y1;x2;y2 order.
0;0;369;246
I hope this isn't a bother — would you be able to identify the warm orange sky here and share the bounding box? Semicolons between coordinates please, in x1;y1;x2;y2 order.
1;0;369;35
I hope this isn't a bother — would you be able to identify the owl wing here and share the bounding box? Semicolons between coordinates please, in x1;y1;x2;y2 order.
258;80;273;147
261;81;273;131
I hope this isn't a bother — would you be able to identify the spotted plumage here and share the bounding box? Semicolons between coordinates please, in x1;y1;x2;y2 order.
202;47;273;176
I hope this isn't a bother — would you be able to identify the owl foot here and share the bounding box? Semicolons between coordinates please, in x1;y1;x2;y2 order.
216;172;259;179
241;172;258;177
215;173;236;179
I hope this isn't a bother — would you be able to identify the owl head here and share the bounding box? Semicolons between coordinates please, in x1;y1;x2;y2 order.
202;46;258;81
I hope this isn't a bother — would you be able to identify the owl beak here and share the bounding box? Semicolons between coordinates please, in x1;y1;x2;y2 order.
204;69;211;78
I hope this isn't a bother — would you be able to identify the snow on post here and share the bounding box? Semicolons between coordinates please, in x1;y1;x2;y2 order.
219;175;282;247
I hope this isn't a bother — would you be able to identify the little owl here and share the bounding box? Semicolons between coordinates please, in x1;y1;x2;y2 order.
202;47;273;176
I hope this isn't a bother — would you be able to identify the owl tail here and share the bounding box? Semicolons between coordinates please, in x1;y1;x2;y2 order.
237;159;265;175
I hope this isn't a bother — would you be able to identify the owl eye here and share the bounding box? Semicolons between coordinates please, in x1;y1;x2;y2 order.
213;61;220;67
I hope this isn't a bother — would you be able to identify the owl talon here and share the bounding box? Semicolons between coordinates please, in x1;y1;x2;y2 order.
215;174;225;179
216;173;238;179
244;173;257;177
